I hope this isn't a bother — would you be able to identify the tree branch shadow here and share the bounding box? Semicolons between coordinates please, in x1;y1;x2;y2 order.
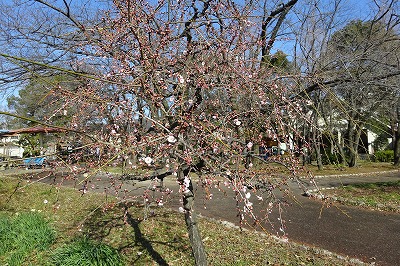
81;202;182;265
123;204;169;266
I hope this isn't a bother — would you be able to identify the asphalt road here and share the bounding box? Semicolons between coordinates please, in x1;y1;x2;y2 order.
3;168;399;265
191;172;400;266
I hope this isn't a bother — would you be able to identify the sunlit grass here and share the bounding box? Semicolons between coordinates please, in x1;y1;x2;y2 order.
325;181;400;212
308;161;396;176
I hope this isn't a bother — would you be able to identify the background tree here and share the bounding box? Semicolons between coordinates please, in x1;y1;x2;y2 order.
293;0;400;167
322;19;399;166
7;75;81;128
391;96;400;165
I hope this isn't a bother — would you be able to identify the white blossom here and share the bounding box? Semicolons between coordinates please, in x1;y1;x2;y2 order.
167;135;177;143
247;142;253;149
183;176;191;193
144;156;153;165
43;199;48;204
234;119;241;126
245;192;251;199
178;74;185;84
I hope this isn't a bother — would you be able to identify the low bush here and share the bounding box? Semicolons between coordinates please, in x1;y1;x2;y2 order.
374;150;394;162
321;152;342;165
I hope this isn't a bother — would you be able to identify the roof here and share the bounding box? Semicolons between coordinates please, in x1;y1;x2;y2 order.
0;126;65;137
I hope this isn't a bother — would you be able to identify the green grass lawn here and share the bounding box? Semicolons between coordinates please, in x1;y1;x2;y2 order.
308;161;397;176
0;212;56;265
109;160;397;179
322;180;400;213
0;175;369;265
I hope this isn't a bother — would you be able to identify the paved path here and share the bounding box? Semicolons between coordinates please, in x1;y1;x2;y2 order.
2;168;400;265
197;172;400;266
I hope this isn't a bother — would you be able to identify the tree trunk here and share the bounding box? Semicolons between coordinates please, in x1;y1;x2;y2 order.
178;167;208;266
346;121;363;167
312;116;323;170
313;135;323;170
336;133;346;165
348;151;357;167
393;103;400;166
394;129;400;166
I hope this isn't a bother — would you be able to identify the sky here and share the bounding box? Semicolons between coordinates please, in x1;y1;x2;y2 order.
0;0;386;114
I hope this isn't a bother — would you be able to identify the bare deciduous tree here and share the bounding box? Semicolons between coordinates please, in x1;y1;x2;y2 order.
293;0;400;167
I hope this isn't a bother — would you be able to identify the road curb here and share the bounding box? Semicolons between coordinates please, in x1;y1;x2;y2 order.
313;169;399;179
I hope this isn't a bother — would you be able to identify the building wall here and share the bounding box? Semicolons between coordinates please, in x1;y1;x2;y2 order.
0;136;24;158
367;131;378;154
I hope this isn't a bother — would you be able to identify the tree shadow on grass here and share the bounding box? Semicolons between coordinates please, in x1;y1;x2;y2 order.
123;205;168;266
81;202;189;265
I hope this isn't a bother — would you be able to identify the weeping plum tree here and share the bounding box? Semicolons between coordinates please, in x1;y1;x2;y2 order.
0;0;311;264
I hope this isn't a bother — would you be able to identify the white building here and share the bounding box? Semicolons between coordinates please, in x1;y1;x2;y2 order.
0;134;24;158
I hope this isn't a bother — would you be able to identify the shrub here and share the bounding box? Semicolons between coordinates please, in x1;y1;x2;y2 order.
374;150;394;162
51;237;124;266
321;152;342;165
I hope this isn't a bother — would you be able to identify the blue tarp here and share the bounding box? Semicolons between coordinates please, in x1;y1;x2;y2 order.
23;157;46;167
